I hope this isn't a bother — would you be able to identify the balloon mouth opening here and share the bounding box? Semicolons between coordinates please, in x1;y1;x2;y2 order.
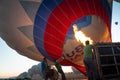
62;15;110;65
73;24;93;45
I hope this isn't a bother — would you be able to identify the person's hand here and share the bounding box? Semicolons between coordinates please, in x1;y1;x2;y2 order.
56;56;64;62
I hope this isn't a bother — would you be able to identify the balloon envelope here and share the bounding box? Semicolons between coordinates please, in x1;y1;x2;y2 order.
0;0;44;61
34;0;111;75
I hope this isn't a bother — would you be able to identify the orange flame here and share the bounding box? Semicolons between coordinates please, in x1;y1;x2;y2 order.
73;24;93;45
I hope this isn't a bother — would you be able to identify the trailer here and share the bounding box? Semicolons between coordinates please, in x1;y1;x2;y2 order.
93;42;120;80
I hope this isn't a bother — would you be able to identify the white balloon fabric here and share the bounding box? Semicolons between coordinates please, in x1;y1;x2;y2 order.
0;0;44;61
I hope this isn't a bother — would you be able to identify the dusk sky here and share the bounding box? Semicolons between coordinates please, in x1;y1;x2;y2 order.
0;0;120;78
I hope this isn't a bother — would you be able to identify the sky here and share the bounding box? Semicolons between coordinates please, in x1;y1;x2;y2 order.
0;37;40;78
0;0;120;78
111;0;120;42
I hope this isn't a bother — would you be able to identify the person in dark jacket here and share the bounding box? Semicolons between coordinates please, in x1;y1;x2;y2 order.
41;57;49;80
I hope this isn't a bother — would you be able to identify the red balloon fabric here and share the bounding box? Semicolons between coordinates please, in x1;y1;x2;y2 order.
34;0;111;75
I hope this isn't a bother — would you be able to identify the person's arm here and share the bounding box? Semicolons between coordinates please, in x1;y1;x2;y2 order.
56;56;64;63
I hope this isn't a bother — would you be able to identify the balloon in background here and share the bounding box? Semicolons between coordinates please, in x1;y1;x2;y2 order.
0;0;44;61
34;0;111;75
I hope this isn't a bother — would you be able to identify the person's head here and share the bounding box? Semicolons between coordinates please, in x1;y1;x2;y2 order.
85;40;89;45
43;57;47;61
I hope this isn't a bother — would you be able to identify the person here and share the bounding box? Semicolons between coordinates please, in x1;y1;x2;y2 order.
41;57;49;80
83;40;99;80
54;57;66;80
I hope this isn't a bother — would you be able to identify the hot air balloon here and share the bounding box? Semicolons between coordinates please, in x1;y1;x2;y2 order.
0;0;113;75
0;0;44;61
34;0;112;75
